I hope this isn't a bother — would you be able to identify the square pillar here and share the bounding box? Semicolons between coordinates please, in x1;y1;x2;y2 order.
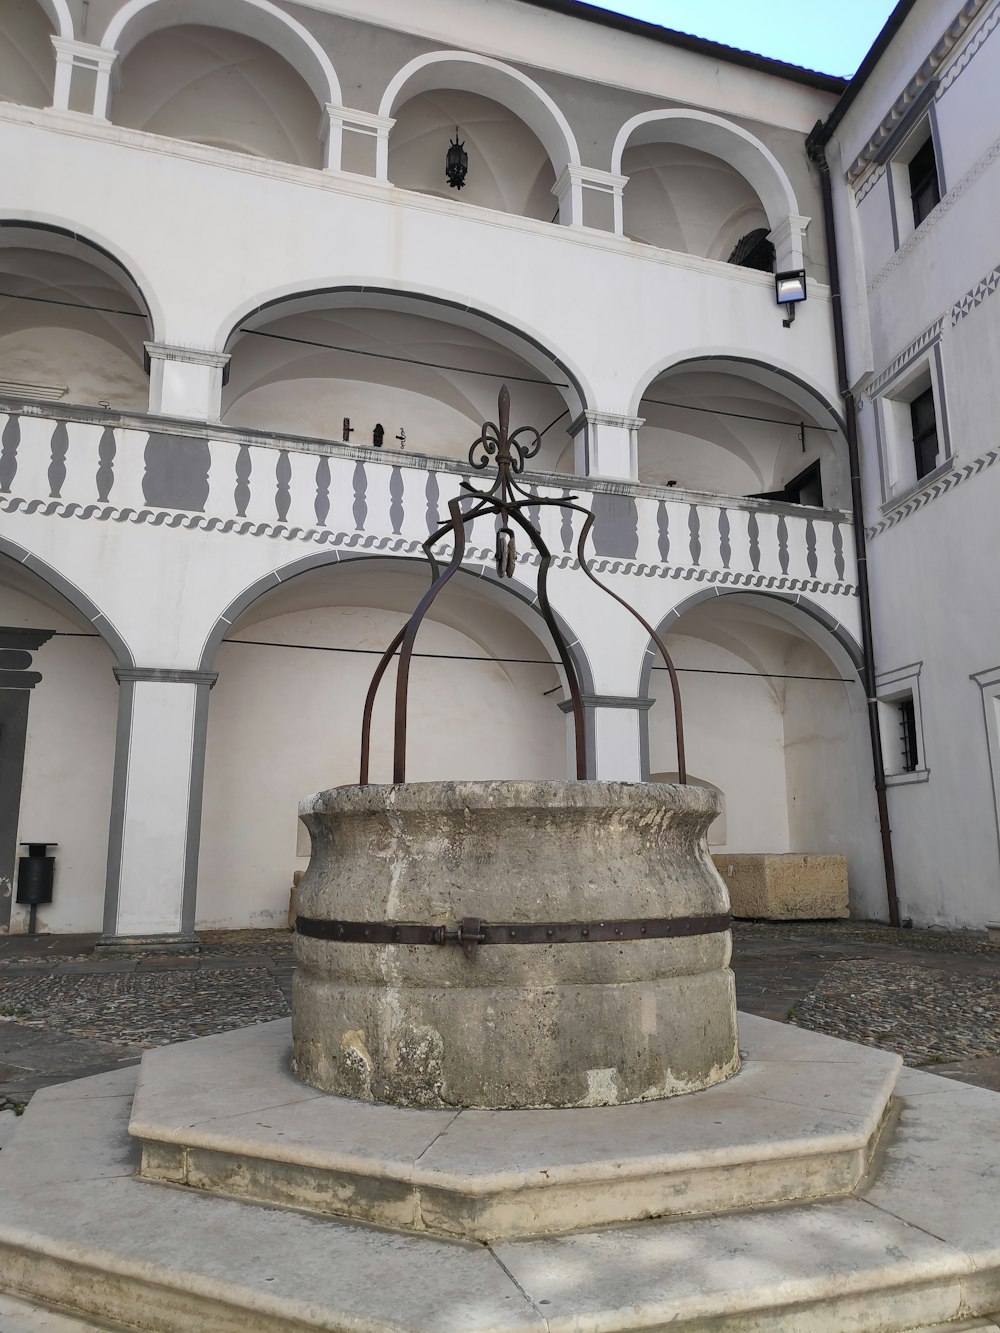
568;410;643;481
552;165;627;231
101;668;216;945
324;106;395;177
51;39;117;117
768;214;811;274
145;344;230;422
559;694;654;781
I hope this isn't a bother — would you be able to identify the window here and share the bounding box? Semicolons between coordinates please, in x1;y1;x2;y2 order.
898;697;918;773
871;341;951;505
749;462;823;508
909;385;939;481
874;88;945;250
908;136;941;228
877;664;928;784
726;229;774;273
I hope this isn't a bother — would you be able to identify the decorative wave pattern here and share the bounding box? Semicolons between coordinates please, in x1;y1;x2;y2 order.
867;446;1000;537
0;493;857;596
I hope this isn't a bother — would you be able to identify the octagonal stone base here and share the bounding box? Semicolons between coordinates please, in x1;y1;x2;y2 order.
292;780;739;1109
130;1017;900;1242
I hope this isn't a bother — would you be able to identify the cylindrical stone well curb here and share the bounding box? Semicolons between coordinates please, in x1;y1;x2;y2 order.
292;780;739;1109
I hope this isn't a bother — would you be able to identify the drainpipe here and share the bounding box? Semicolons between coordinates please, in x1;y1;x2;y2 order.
805;119;901;927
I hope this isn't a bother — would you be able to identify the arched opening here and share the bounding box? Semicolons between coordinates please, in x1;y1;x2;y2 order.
620;141;770;260
643;592;879;911
389;89;557;221
612;111;802;266
0;549;120;934
380;52;579;223
112;24;323;167
0;0;56;109
634;358;848;508
0;224;153;410
196;558;572;927
221;290;582;471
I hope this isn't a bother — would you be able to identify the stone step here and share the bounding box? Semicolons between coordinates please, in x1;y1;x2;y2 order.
128;1015;901;1240
0;1026;998;1332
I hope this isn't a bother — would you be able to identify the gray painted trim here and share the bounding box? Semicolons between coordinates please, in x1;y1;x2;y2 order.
102;670;216;941
932;341;952;460
199;551;596;696
885;161;900;252
102;677;135;937
638;705;651;781
0;690;30;933
558;695;656;711
655;356;848;438
0;672;42;690
114;668;218;686
872;81;939;167
0;629;54;651
181;679;213;937
0;536;134;667
929;101;947;195
227;285;586;418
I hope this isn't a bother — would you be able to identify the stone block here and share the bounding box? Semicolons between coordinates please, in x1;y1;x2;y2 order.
713;853;849;920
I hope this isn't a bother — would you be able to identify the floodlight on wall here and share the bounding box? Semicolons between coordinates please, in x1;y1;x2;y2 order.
446;130;468;190
775;269;807;327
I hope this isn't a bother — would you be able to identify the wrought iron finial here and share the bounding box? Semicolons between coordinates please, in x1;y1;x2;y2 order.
359;386;686;786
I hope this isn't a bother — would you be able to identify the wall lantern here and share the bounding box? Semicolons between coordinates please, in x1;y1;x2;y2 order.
445;130;468;190
775;269;807;327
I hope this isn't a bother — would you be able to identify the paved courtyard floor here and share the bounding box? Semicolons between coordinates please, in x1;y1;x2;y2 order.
0;921;998;1121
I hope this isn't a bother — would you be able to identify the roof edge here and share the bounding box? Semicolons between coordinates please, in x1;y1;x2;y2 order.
512;0;849;93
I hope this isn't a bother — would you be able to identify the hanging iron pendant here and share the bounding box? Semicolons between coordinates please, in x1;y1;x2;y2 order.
445;131;468;190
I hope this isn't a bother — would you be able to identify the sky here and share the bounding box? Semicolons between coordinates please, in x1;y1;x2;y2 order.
587;2;901;78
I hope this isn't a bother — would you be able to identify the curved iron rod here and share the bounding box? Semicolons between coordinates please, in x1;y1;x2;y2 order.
503;505;587;780
359;499;492;783
392;498;469;782
575;512;687;784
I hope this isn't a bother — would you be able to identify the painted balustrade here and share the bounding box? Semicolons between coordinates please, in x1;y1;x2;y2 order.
0;409;858;600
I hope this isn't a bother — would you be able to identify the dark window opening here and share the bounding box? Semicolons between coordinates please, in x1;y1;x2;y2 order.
727;229;775;272
749;460;823;508
910;386;938;480
908;137;941;228
898;697;918;773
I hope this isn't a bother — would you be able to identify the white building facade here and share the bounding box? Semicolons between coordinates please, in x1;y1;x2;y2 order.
1;0;989;942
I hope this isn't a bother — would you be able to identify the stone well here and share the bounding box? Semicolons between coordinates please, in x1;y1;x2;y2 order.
292;780;738;1110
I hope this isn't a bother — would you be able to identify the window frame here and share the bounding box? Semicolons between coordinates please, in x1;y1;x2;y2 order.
876;663;929;785
870;334;952;508
872;83;945;251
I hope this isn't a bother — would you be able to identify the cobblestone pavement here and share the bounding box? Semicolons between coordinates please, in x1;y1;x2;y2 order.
0;921;998;1112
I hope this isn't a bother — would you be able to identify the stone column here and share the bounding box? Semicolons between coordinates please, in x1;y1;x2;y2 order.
100;668;216;946
559;694;654;781
145;344;231;422
568;410;643;480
